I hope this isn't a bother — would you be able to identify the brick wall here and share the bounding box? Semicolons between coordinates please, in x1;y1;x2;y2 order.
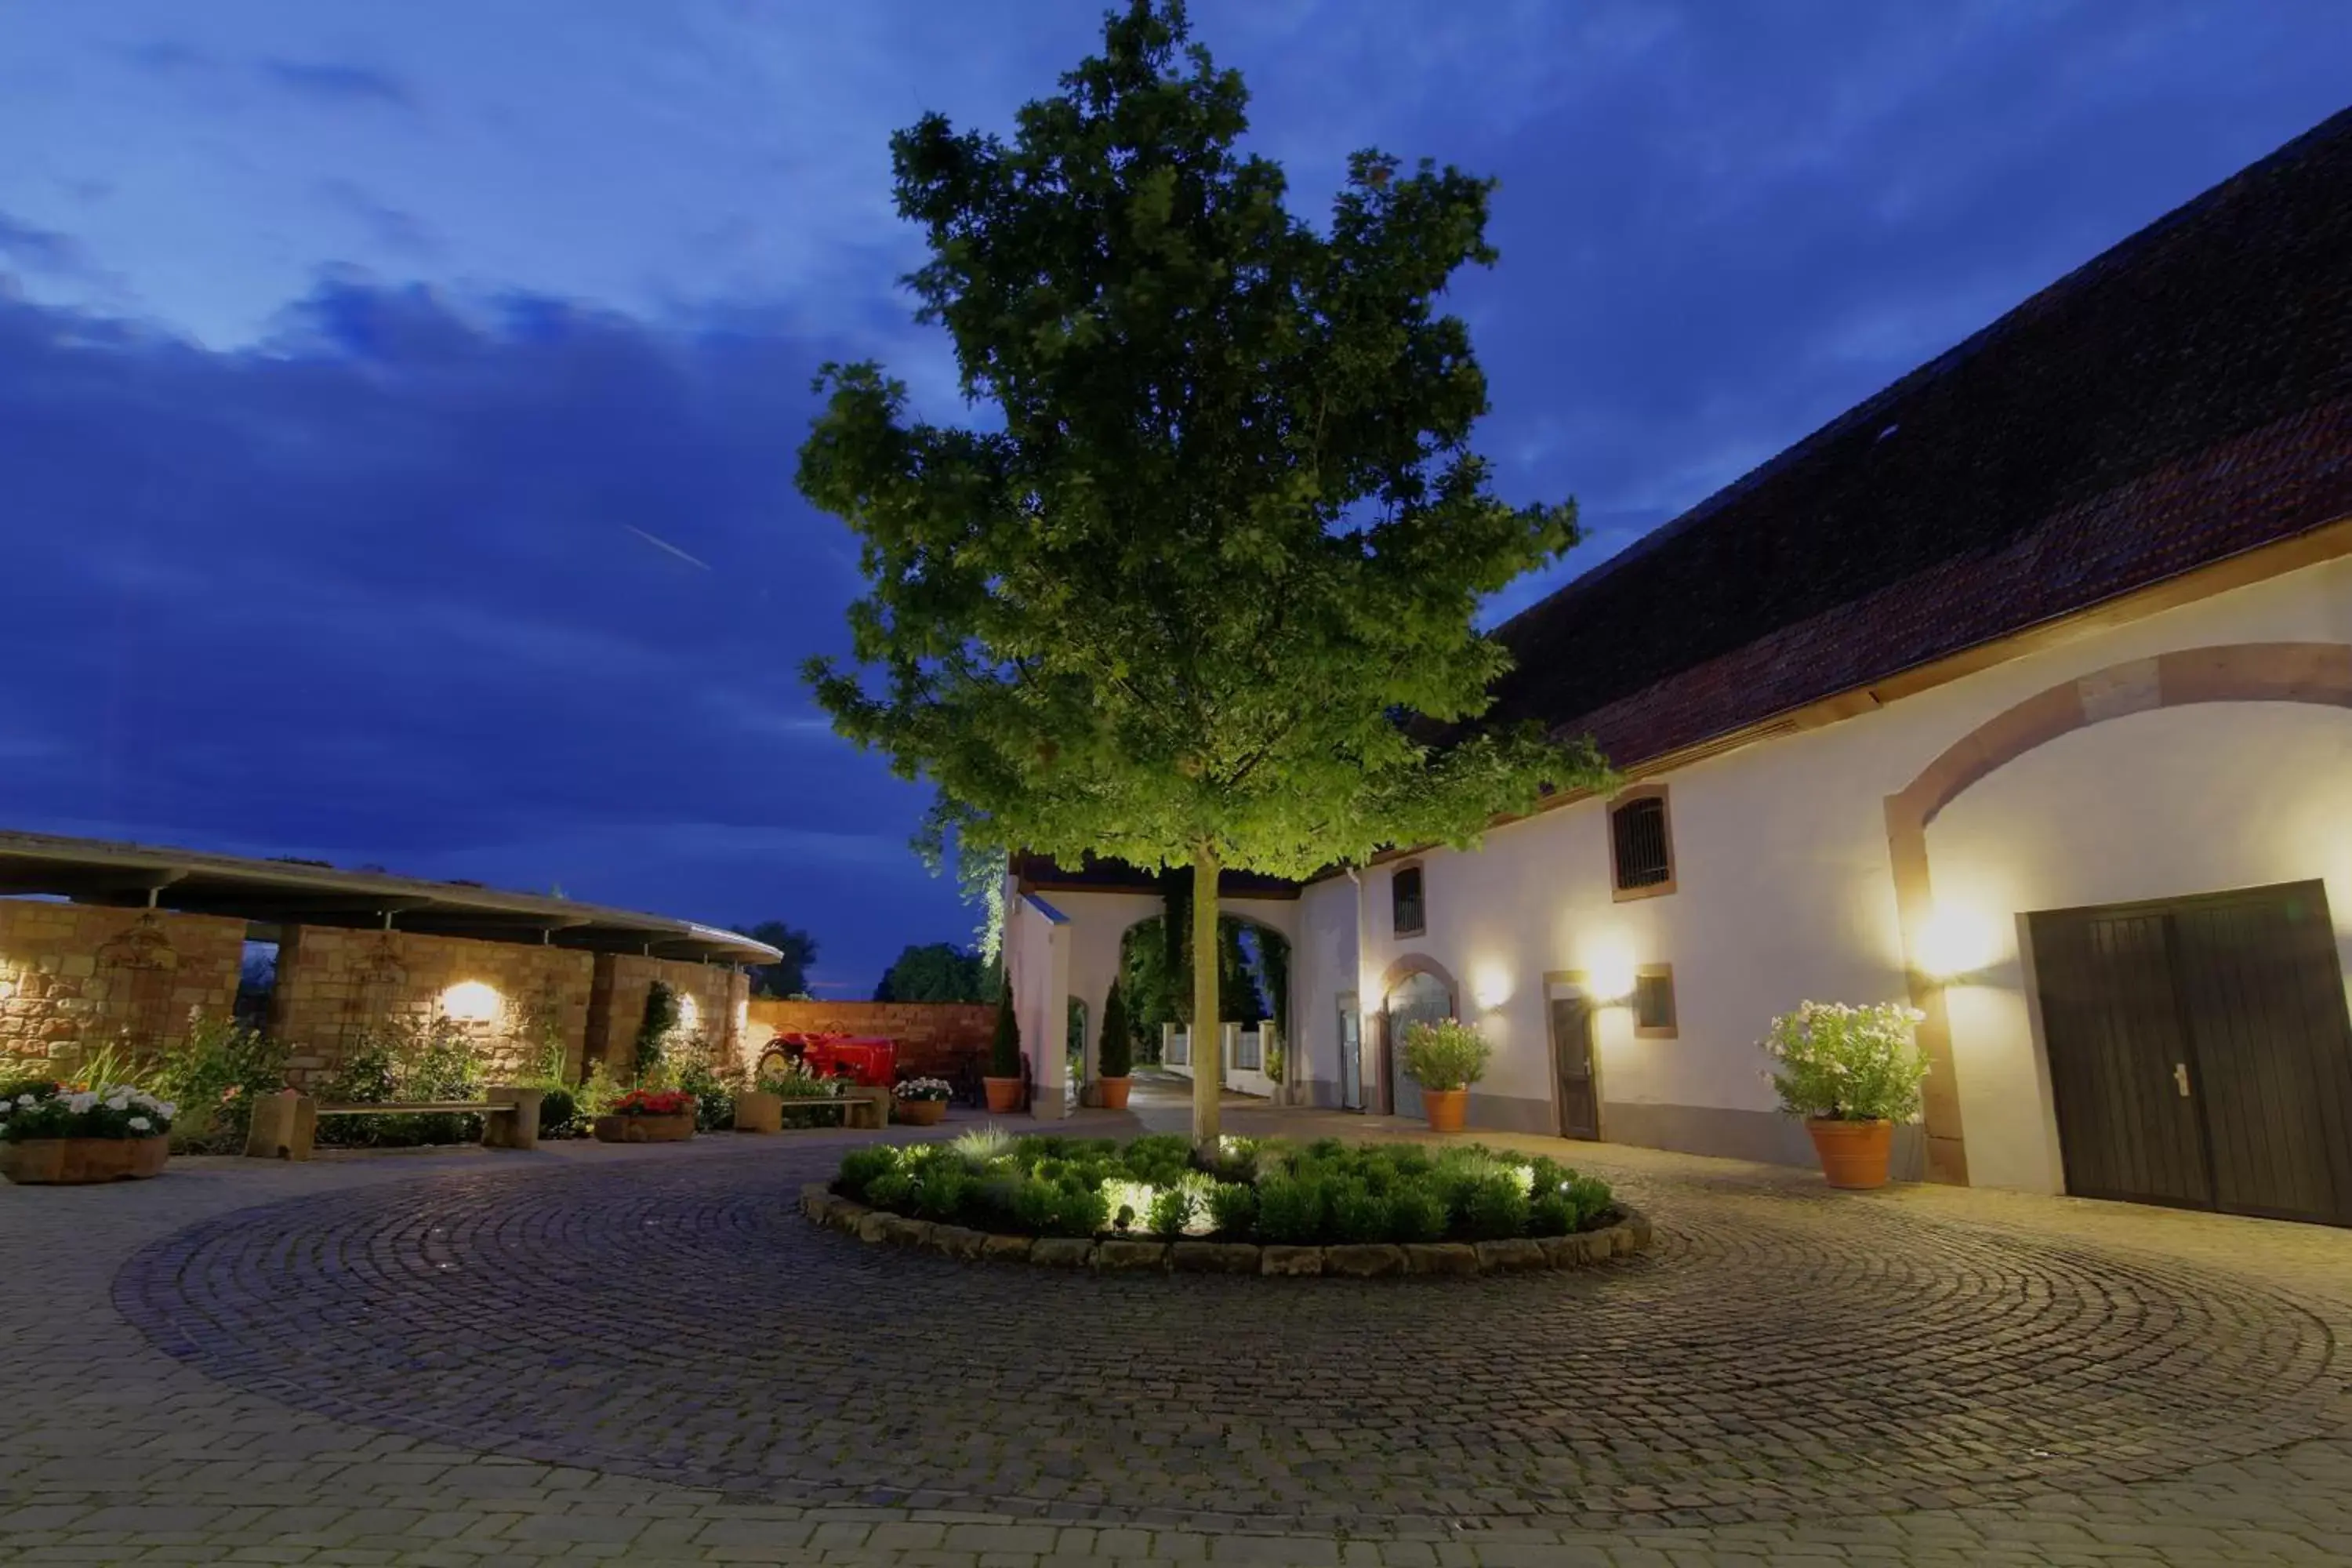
583;954;749;1082
270;926;595;1088
0;900;246;1079
746;999;997;1080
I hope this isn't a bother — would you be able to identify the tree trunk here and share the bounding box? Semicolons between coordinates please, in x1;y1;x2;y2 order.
1191;845;1221;1149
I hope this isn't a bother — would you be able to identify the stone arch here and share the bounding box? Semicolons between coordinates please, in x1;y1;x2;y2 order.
94;914;180;1057
1883;641;2352;1186
1377;952;1460;1009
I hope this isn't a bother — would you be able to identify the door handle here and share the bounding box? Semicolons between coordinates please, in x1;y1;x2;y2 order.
2173;1062;2191;1098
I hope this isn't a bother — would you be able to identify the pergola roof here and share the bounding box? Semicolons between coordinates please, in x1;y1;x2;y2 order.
0;829;780;965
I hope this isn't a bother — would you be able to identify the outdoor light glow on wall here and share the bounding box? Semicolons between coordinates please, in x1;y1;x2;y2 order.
677;993;702;1033
1915;904;1998;981
1472;962;1514;1012
1586;941;1638;1004
440;980;502;1022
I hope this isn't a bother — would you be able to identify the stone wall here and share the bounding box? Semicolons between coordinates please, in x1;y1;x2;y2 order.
270;926;596;1088
583;954;749;1082
0;900;247;1078
746;999;997;1080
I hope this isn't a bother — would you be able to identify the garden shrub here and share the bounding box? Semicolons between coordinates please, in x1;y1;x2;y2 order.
1145;1184;1195;1237
830;1134;1615;1249
1207;1180;1258;1237
1327;1178;1389;1244
150;1013;290;1154
1460;1175;1527;1241
677;1058;738;1131
1385;1178;1448;1243
1254;1176;1327;1244
314;1016;484;1148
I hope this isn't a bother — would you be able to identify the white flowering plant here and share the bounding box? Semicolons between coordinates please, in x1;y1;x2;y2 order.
1760;1002;1929;1123
0;1080;179;1142
893;1076;953;1102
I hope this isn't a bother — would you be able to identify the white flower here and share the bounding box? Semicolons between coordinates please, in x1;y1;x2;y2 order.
128;1116;152;1131
159;1102;177;1119
67;1092;97;1114
14;1094;32;1108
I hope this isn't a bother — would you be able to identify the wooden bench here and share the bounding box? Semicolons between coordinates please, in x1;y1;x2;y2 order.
735;1084;889;1133
245;1087;544;1161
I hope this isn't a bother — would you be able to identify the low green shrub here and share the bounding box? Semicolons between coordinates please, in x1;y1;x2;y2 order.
829;1134;1617;1248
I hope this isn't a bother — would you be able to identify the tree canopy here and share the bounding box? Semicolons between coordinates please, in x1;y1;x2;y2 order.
873;941;998;1004
734;920;818;1000
798;0;1611;1138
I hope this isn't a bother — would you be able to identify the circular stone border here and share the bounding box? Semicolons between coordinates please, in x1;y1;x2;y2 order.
800;1182;1652;1276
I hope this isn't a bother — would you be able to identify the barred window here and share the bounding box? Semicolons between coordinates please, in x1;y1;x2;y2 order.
1633;967;1678;1037
1610;794;1674;894
1392;865;1426;936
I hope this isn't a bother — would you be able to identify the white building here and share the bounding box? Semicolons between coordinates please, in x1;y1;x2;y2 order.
1005;109;2352;1225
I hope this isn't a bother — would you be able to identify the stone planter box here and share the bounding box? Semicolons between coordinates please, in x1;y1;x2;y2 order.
893;1097;947;1126
800;1184;1653;1279
593;1109;696;1144
734;1092;782;1134
3;1136;170;1185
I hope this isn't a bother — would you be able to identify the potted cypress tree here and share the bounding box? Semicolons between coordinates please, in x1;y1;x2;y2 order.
984;989;1025;1112
1098;980;1134;1110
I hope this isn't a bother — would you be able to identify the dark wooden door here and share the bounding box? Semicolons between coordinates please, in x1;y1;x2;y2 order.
2030;880;2352;1226
2168;887;2352;1225
1550;995;1599;1139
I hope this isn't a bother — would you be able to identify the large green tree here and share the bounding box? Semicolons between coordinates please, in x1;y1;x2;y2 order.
799;1;1609;1143
873;941;996;1004
734;920;818;1000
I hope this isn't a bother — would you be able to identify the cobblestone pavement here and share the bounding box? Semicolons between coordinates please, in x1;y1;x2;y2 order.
4;1116;2350;1566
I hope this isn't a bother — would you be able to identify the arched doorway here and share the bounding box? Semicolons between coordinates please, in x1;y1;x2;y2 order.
1381;964;1455;1122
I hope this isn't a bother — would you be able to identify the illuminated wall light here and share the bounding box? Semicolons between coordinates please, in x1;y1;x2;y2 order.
677;993;702;1033
440;980;503;1023
1915;904;1998;981
1471;963;1515;1012
1586;940;1638;1004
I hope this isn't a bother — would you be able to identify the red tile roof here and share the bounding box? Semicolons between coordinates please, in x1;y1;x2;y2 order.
1482;106;2352;769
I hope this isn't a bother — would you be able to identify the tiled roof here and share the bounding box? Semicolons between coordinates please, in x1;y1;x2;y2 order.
1481;106;2352;769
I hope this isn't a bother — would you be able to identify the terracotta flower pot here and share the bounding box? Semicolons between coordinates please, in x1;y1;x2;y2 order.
1098;1076;1132;1111
2;1136;170;1185
1806;1117;1895;1189
1421;1087;1468;1134
593;1111;696;1144
894;1098;947;1126
983;1076;1025;1113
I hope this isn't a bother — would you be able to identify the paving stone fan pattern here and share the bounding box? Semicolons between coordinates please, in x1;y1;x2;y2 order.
112;1142;2341;1535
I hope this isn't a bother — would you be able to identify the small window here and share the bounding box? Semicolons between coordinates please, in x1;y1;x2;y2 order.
1610;789;1675;899
1391;865;1425;937
1633;966;1677;1038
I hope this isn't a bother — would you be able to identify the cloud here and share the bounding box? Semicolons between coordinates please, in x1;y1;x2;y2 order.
0;276;969;981
0;211;95;278
260;58;417;111
314;180;440;260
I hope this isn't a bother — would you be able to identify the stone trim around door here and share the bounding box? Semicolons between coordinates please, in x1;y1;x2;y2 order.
1882;641;2352;1188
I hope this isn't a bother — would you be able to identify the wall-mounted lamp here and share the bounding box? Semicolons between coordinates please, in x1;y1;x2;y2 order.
1586;941;1638;1004
1915;904;1997;982
1471;963;1514;1012
440;980;502;1022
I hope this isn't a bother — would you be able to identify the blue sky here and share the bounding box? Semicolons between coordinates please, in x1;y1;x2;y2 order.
1;2;2346;993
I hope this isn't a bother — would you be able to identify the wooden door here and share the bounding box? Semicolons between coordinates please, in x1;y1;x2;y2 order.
1549;995;1599;1139
2030;880;2352;1225
2029;905;2212;1208
1338;997;1363;1112
1382;971;1450;1123
2168;886;2352;1225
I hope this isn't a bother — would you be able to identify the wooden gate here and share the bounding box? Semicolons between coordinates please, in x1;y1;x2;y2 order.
2028;880;2352;1226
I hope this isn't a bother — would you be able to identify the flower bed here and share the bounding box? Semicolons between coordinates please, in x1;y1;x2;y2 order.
592;1090;697;1144
829;1131;1624;1251
892;1076;952;1126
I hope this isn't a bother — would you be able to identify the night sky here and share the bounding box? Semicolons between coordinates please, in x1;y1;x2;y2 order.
2;3;2346;996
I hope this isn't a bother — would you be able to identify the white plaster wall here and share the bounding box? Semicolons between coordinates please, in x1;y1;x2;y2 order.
1342;553;2352;1171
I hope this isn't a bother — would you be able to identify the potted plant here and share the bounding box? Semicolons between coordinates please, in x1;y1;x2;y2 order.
2;1079;178;1185
1761;1000;1930;1189
1400;1018;1489;1133
892;1076;953;1125
984;991;1025;1113
592;1088;698;1144
1097;980;1134;1110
